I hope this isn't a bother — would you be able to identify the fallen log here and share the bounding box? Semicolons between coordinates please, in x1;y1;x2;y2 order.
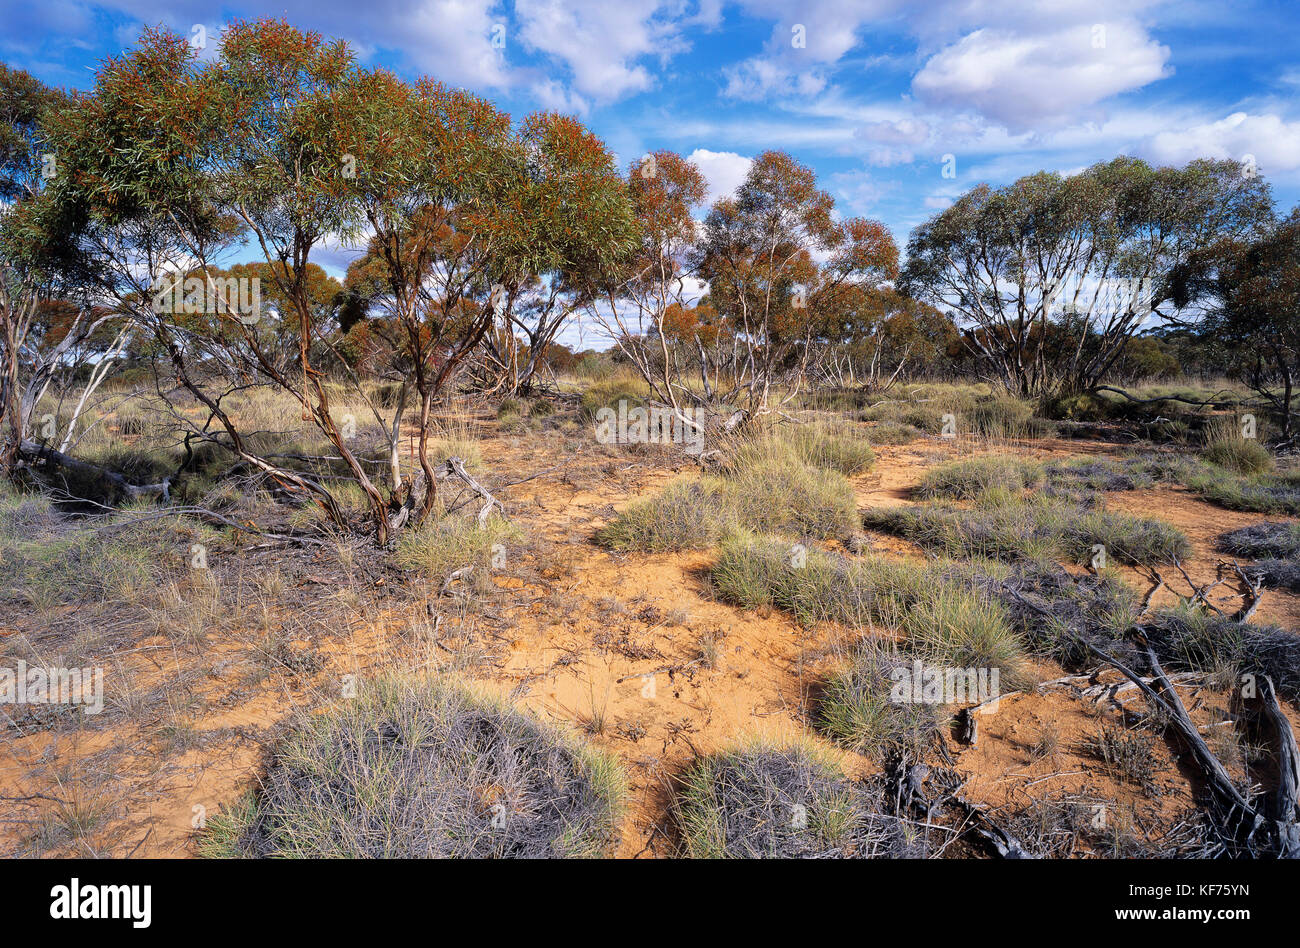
888;756;1037;858
1089;643;1262;849
19;438;170;502
1255;676;1300;858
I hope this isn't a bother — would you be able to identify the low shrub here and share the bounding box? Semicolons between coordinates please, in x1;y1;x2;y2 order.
580;375;649;419
724;454;859;539
1184;469;1300;516
1;502;215;608
978;560;1140;667
818;643;943;758
1246;559;1300;592
675;741;922;858
1145;605;1300;698
784;422;876;476
901;586;1029;687
202;674;624;858
917;456;1043;500
726;421;875;477
1217;522;1300;560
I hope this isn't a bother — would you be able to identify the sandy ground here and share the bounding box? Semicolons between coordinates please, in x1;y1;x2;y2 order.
2;422;1297;857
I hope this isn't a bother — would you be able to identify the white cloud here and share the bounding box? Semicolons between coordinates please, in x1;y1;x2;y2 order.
530;77;591;114
855;118;932;165
101;0;513;89
687;148;752;204
1144;111;1300;174
721;0;893;100
856;118;931;146
515;0;691;102
912;21;1172;129
830;169;886;215
722;58;827;100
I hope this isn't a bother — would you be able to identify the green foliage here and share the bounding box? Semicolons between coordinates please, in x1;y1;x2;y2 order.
865;495;1189;566
901;587;1028;685
818;643;943;758
900;156;1274;398
917;456;1043;499
865;420;924;444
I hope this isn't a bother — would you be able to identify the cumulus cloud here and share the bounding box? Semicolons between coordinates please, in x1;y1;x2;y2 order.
97;0;513;89
829;169;886;215
912;21;1172;129
516;0;705;103
1143;111;1300;174
854;118;932;165
687;148;752;204
530;77;591;114
721;0;892;100
722;59;827;100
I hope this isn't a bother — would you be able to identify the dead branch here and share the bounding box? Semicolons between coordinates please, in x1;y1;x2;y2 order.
437;456;505;528
1088;643;1262;848
1227;559;1265;623
1254;676;1300;858
19;438;171;502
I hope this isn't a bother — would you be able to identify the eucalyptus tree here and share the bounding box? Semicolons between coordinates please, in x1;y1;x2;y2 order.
693;151;898;415
899;156;1274;399
587;149;710;424
1208;207;1300;439
18;25;358;522
332;74;636;527
480;113;639;399
0;63;99;472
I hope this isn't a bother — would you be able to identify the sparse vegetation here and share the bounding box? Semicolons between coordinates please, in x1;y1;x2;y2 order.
865;495;1190;566
394;512;519;587
818;643;943;758
1145;605;1300;698
675;741;923;858
2;14;1297;869
917;456;1043;499
202;675;624;858
597;447;858;552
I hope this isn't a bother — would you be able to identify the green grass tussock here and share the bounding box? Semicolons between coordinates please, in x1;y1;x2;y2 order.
917;456;1043;500
597;447;859;553
817;643;943;758
864;495;1189;567
394;511;520;584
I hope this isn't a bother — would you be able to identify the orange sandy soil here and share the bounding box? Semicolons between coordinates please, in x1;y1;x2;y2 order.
1;422;1297;857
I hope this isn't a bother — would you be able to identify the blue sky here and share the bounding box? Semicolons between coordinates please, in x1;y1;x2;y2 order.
3;0;1299;345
